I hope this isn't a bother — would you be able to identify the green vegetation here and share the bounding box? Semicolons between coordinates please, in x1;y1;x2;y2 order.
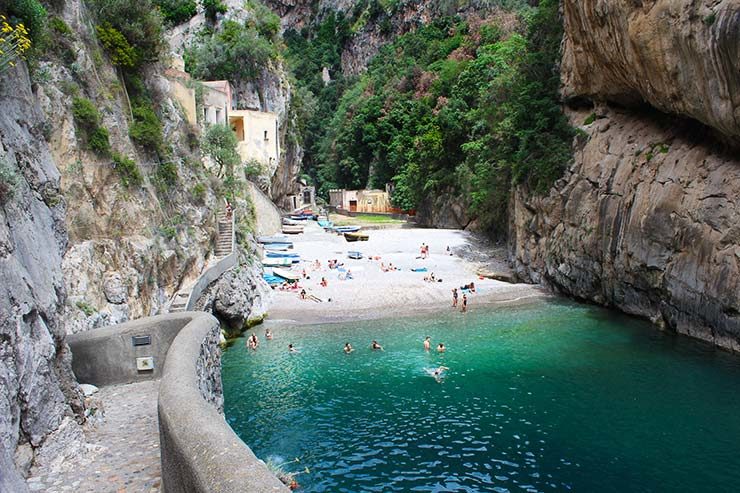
295;0;572;235
201;123;240;178
75;300;96;316
583;113;596;125
185;8;281;86
96;23;139;68
330;213;405;226
703;13;716;26
190;182;207;203
202;0;227;22
155;0;197;26
130;102;164;152
0;157;20;204
0;0;47;49
112;152;143;187
72;97;111;155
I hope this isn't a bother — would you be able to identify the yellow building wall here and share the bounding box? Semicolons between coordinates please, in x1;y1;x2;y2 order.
170;79;197;125
229;109;280;167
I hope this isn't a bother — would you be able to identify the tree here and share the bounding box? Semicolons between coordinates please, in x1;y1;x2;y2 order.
201;124;240;178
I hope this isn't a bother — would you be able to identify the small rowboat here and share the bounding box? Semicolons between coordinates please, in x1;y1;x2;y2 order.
344;232;369;242
334;226;361;233
282;225;304;234
272;267;301;281
289;215;310;221
348;251;363;259
264;243;293;251
262;257;293;267
318;220;333;229
282;218;301;225
263;274;285;286
258;235;291;244
266;252;300;258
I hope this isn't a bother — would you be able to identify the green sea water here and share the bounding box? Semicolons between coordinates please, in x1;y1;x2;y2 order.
221;300;740;492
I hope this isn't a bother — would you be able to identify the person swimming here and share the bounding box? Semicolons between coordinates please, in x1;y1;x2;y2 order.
344;342;354;354
288;343;299;353
371;340;383;351
265;328;273;340
423;336;431;351
247;333;259;351
437;343;446;352
426;365;449;383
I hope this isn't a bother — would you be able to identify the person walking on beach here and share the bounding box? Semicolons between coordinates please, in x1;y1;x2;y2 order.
461;294;468;313
452;288;458;308
424;336;431;351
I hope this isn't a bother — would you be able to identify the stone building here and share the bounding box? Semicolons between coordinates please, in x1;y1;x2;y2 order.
228;109;279;168
286;181;316;211
329;188;392;213
201;80;232;126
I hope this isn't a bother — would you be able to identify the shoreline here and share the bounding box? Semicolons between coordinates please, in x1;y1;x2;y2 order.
259;222;549;327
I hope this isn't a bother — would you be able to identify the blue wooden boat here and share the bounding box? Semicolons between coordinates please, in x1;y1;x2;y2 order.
266;252;300;258
263;274;285;286
318;219;333;228
334;226;361;233
348;251;363;259
264;243;294;251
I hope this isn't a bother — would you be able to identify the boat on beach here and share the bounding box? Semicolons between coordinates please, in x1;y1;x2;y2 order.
264;243;293;251
348;251;363;259
282;218;302;225
344;232;369;242
258;235;292;244
266;251;300;258
272;267;301;281
333;225;361;233
262;257;294;267
282;225;304;234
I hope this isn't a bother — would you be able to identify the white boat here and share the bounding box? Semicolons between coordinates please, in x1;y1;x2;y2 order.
262;257;293;267
272;267;301;281
282;225;304;234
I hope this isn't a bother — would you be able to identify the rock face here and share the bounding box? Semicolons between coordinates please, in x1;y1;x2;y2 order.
0;64;84;490
415;189;471;230
511;108;740;350
561;0;740;141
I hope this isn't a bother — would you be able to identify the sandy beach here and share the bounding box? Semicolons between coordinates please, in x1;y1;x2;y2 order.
264;221;547;324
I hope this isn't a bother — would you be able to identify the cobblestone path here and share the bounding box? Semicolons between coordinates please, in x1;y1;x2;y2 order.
28;380;162;493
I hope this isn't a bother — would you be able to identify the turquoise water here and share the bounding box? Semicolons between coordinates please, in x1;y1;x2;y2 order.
222;300;740;492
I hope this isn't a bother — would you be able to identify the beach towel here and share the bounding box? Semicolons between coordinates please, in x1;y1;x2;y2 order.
411;267;428;273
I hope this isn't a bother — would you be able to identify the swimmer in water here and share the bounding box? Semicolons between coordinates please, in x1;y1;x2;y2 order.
437;343;446;352
427;365;449;383
344;342;354;354
288;343;299;353
371;340;383;351
423;336;431;351
265;328;273;340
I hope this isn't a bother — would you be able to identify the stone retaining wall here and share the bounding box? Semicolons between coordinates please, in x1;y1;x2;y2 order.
68;313;288;492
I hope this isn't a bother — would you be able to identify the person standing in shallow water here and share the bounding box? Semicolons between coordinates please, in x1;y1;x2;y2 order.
424;336;431;351
452;288;458;308
461;294;468;313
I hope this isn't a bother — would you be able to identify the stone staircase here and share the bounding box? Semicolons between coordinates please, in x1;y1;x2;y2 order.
214;212;234;258
168;210;234;313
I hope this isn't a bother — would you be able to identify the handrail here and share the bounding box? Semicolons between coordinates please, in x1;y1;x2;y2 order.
184;210;237;311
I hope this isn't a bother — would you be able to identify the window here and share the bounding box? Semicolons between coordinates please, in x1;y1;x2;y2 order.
215;109;221;122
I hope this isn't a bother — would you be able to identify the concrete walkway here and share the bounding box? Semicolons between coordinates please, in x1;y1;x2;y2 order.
27;380;162;492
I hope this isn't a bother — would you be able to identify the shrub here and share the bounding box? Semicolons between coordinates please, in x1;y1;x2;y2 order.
89;0;164;65
0;157;20;204
156;159;178;187
88;126;111;155
155;0;197;26
112;152;143;187
72;97;99;129
129;102;164;152
96;23;138;67
49;16;71;36
0;0;47;47
202;0;227;22
191;182;206;203
583;112;596;125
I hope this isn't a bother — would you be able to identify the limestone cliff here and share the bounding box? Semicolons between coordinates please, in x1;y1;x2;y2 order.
509;0;740;349
0;64;84;492
561;0;740;141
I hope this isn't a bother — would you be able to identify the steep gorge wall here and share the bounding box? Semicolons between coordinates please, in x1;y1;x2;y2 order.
0;64;84;493
512;0;740;349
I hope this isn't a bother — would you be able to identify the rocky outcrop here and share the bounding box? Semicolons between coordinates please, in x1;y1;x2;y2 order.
194;249;273;335
415;189;471;230
511;107;740;350
0;64;84;489
561;0;740;141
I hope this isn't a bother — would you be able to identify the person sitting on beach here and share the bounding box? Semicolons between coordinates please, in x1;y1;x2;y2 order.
265;328;273;340
437;343;446;352
446;245;452;256
313;259;321;270
320;277;328;287
371;340;383;351
302;269;307;279
381;262;389;272
288;344;299;353
424;336;431;351
388;263;397;271
328;259;337;269
300;288;307;299
461;282;476;293
346;269;353;280
344;342;354;354
452;288;458;308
